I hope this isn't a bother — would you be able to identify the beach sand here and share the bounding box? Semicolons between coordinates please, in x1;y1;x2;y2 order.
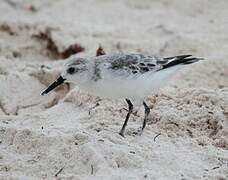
0;0;228;179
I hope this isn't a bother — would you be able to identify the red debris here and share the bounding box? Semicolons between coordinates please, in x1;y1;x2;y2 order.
96;45;106;56
32;29;84;59
61;43;85;59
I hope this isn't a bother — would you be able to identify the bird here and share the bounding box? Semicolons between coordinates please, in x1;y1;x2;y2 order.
41;53;203;137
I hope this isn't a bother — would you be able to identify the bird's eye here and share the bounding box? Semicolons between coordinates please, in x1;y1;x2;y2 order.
67;67;76;74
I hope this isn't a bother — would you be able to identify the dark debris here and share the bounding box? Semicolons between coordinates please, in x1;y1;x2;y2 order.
32;29;84;59
96;45;106;56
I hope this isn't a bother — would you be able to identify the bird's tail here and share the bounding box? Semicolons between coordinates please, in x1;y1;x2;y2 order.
162;55;203;69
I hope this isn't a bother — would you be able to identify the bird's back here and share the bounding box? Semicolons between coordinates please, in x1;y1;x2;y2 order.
94;53;163;78
82;53;202;100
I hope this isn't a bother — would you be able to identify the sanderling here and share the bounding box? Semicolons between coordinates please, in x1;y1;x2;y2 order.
41;53;203;137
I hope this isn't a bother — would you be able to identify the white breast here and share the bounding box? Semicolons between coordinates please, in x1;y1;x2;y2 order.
79;64;183;101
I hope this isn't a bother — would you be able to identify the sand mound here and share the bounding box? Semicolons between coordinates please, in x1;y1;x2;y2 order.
0;0;228;179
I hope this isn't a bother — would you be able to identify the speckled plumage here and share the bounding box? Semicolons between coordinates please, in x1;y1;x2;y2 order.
56;53;202;101
42;53;202;100
93;53;164;78
87;54;200;81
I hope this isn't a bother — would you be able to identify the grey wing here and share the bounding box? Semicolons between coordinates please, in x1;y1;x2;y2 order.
101;53;166;76
94;53;202;81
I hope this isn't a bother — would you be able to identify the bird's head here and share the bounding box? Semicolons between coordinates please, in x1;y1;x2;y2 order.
41;56;91;96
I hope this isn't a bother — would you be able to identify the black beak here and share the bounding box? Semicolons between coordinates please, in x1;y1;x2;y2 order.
41;76;66;96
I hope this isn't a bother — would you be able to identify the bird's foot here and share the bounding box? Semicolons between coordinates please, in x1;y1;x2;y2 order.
119;130;125;137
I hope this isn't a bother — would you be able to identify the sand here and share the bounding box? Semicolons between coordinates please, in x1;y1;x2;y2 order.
0;0;228;179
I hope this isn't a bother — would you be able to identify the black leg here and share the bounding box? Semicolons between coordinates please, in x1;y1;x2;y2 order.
119;99;133;137
141;101;150;133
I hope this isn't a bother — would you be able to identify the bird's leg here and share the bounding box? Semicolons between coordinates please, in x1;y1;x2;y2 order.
119;99;133;137
120;108;139;117
139;101;150;135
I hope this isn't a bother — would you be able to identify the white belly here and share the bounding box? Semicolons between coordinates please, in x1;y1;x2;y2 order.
81;78;152;100
79;65;182;100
